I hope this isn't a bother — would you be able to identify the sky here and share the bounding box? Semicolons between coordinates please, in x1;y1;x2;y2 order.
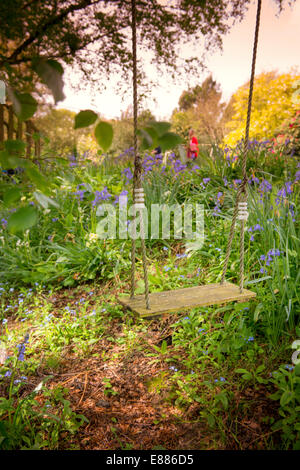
57;0;300;120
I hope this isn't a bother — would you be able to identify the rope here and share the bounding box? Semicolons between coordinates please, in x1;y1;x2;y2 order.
130;0;150;309
221;0;262;292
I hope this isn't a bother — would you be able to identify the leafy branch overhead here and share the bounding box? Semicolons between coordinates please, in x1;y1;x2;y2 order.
74;111;182;153
0;0;295;99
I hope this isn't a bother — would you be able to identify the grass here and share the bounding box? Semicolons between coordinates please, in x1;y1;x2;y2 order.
0;139;299;449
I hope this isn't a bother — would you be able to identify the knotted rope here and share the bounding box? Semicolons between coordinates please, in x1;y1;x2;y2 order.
221;0;262;292
130;0;150;309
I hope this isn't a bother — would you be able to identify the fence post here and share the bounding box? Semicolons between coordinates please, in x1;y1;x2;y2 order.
17;119;23;140
26;121;32;158
0;104;41;158
8;105;14;139
0;104;4;146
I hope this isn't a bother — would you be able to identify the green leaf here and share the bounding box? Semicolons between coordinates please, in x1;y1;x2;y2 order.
158;132;182;152
33;191;59;209
245;276;272;285
215;392;228;410
280;390;294;407
7;206;38;233
10;91;38;121
295;363;300;377
148;121;171;136
4;139;26;155
3;187;22;206
256;364;265;374
94;121;113;152
32;59;65;103
235;368;252;380
253;302;263;322
74;110;98;129
0;150;24;169
161;340;167;354
23;162;49;193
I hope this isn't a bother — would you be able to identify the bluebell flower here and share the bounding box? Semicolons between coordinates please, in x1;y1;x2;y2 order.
92;187;112;207
122;168;133;182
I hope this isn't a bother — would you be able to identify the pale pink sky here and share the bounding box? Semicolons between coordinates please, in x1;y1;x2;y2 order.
58;0;300;119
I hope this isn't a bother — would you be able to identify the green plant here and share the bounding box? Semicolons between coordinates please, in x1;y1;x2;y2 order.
269;362;300;450
102;378;118;397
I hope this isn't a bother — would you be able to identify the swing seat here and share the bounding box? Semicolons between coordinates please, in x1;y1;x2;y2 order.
118;282;256;317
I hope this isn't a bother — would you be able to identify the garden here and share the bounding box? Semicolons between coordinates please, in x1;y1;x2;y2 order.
0;0;299;453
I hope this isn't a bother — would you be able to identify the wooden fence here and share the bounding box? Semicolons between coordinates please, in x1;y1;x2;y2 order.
0;103;41;158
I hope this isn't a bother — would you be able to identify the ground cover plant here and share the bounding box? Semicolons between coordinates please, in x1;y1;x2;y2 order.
0;136;299;450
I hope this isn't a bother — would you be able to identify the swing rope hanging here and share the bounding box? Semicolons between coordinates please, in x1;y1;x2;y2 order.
118;0;261;317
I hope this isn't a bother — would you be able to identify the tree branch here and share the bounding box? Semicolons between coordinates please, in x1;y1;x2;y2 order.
3;0;104;66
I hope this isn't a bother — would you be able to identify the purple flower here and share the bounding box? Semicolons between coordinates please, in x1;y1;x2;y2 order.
173;159;187;174
92;187;112;207
122;168;133;182
74;189;85;201
249;175;259;185
259;179;272;194
17;335;29;362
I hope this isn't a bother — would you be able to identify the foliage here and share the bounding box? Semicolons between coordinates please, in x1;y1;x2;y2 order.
269;359;300;450
224;71;300;147
0;128;299;449
0;0;276;96
171;75;225;144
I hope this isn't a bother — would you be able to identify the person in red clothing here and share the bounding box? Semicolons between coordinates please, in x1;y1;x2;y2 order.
186;129;199;160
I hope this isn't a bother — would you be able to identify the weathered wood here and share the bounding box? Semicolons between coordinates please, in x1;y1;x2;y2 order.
118;282;256;317
17;119;23;140
0;104;41;157
26;121;32;158
8;105;14;139
0;104;4;144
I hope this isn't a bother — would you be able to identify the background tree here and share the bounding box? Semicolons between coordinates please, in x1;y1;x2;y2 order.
224;71;300;147
0;0;295;103
33;107;95;157
110;108;155;155
171;75;225;144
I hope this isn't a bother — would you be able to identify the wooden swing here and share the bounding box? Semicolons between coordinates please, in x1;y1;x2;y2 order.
118;0;262;317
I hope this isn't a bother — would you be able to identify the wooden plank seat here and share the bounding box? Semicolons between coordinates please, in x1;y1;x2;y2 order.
118;282;256;317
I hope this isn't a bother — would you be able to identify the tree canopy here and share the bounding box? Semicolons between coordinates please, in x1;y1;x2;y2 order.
224;71;300;147
171;75;226;143
0;0;295;101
